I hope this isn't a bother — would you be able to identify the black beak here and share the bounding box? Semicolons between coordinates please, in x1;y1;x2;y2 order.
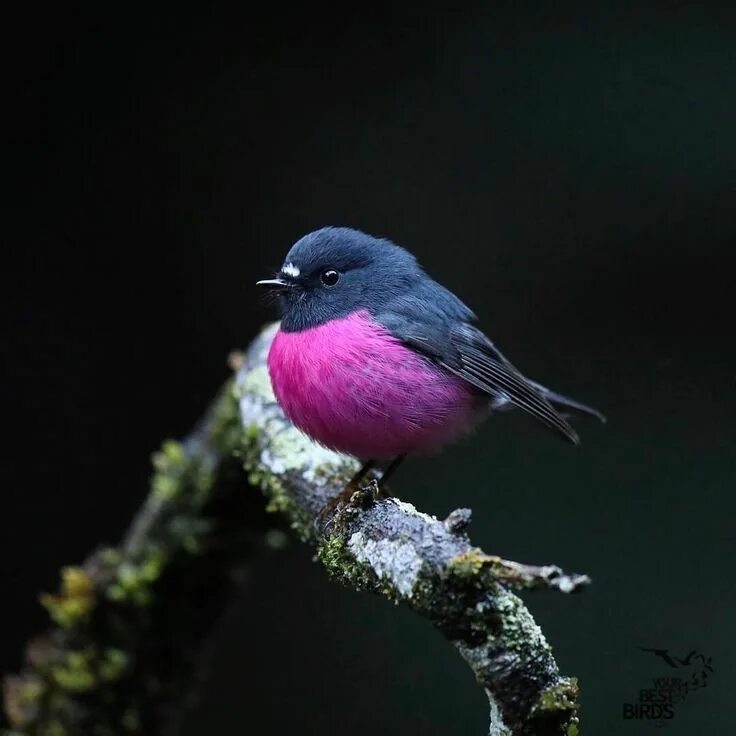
256;277;293;292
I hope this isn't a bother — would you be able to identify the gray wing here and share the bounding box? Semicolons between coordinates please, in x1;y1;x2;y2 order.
375;286;583;444
434;323;581;445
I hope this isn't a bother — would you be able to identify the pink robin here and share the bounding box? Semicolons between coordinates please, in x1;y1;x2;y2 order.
258;227;604;487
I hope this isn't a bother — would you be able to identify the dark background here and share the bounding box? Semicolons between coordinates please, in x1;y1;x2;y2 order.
4;2;735;733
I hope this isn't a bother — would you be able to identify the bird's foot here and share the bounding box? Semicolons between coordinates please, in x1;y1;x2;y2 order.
314;460;378;535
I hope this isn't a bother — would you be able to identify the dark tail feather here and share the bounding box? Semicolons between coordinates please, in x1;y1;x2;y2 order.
529;381;607;424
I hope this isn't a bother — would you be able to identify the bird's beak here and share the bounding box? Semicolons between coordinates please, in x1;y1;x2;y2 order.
256;277;293;292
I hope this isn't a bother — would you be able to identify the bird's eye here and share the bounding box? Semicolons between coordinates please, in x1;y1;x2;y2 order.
320;269;340;287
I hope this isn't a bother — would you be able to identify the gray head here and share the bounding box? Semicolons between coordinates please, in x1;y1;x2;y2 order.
257;227;425;331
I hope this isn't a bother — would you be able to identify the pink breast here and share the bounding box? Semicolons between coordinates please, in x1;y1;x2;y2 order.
267;310;482;459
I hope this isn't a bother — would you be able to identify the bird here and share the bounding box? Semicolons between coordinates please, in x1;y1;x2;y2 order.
257;226;604;487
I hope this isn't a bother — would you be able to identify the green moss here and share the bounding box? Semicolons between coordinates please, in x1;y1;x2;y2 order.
243;422;261;441
408;566;439;607
259;467;314;540
448;549;490;578
149;382;241;505
151;473;178;501
240;421;318;541
98;649;129;683
532;678;580;715
106;547;168;606
207;381;244;453
98;547;122;566
152;440;186;473
317;533;379;592
40;567;95;629
151;441;188;501
50;650;97;693
448;549;519;588
494;591;549;655
19;679;44;703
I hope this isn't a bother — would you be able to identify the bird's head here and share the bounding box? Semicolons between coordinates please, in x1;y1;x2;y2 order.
257;226;422;331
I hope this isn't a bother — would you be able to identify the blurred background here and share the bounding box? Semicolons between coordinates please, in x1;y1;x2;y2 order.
3;2;735;733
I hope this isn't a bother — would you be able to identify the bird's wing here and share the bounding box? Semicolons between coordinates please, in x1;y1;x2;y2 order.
375;288;580;444
445;323;579;444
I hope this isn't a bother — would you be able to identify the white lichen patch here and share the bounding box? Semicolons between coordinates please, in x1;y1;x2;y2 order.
348;532;424;598
238;364;276;404
261;424;353;479
486;690;511;736
390;498;438;525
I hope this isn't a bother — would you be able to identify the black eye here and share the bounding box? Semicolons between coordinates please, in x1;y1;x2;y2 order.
320;269;340;286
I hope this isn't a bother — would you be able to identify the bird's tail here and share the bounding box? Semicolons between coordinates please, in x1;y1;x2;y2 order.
528;381;607;424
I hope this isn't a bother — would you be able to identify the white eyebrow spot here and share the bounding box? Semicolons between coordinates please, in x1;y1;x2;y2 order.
282;263;300;278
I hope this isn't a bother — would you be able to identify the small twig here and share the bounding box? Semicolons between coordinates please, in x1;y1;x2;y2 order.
480;557;591;593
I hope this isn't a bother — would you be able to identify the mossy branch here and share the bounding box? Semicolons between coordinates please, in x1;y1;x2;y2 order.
3;381;279;736
5;322;590;736
238;324;589;736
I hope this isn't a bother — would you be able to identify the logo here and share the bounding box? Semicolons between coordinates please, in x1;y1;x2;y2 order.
622;648;714;726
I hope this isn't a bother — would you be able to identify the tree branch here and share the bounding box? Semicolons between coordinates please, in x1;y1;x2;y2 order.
4;323;589;736
237;324;588;736
3;382;277;735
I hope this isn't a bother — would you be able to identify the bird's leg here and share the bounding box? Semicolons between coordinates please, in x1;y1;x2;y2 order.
378;454;406;490
315;456;407;533
315;459;376;532
330;458;377;505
